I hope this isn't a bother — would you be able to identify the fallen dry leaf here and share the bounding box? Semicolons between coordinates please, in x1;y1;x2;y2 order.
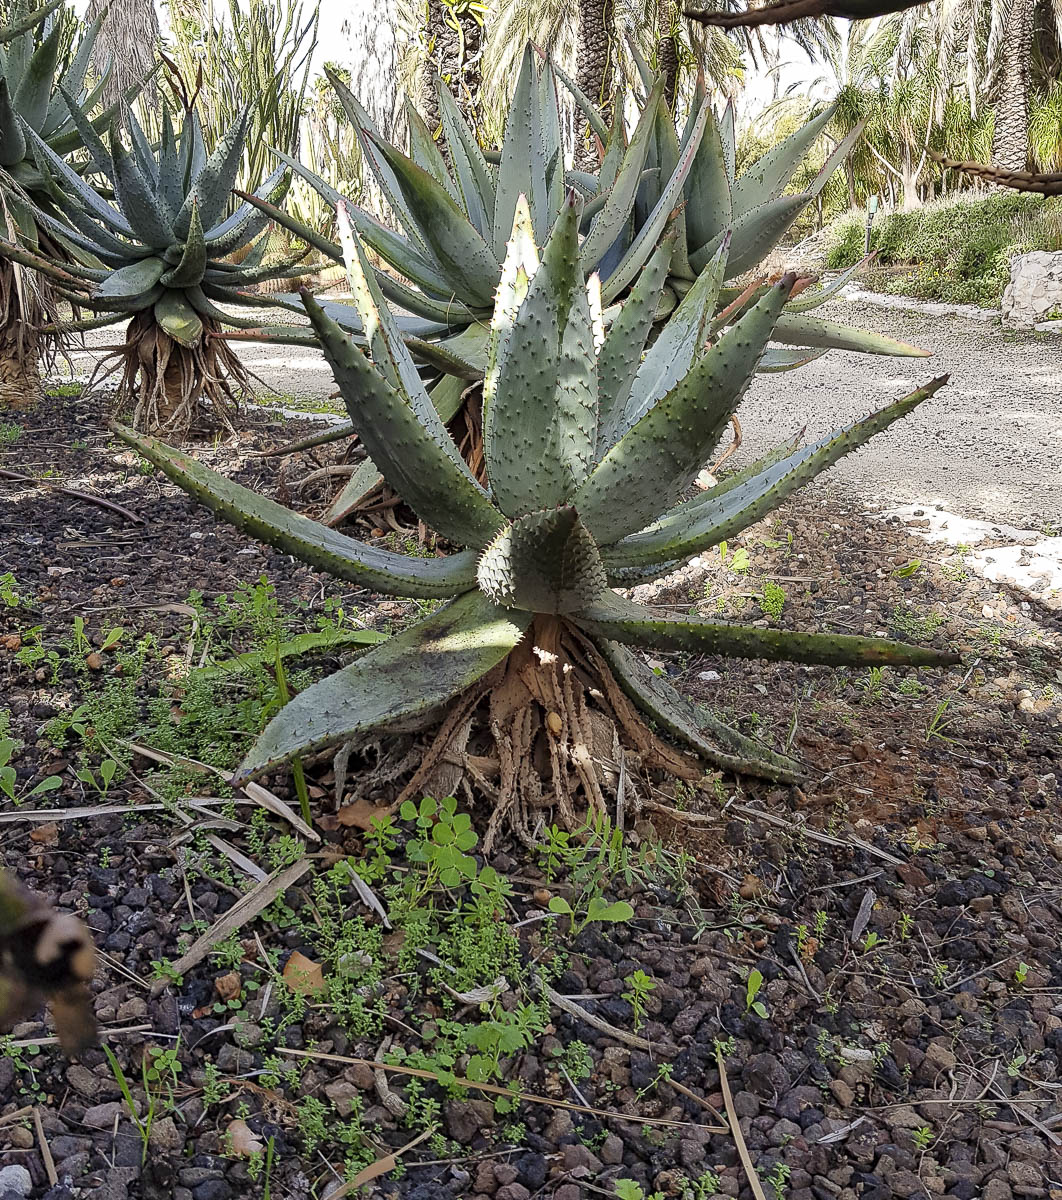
1;634;21;651
226;1118;264;1158
85;652;103;671
29;822;59;845
336;796;392;831
214;972;241;1002
282;951;325;996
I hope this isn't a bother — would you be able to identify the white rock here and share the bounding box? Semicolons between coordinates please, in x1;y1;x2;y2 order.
698;670;721;682
1002;251;1062;329
0;1166;32;1198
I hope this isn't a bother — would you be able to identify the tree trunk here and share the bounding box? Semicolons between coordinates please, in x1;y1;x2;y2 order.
575;0;616;169
991;0;1035;172
0;260;43;411
86;0;160;112
421;0;483;136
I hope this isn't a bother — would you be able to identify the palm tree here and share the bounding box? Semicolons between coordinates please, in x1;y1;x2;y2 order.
420;0;486;133
935;0;1062;171
990;0;1035;168
85;0;159;109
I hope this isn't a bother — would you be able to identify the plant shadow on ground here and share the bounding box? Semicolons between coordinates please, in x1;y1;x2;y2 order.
1;393;1060;1200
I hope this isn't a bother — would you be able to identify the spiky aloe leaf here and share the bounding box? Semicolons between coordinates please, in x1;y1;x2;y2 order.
238;591;532;778
483;196;537;428
267;146;455;297
97;256;166;300
158;201;206;288
25;126;135;237
773;313;932;356
577;274;795;544
596;235;671;442
692;193;809;276
153;290;203;348
405;98;457;201
206;167;287;250
683;106;731;261
757;347;828;372
0;80;26;168
486;194;597;516
579;80;661;271
336;202;473;457
363;129;499;308
600;94;711;304
606;236;729;447
323;457;384;526
602;376;949;572
478;506;607;615
436;77;495;238
732;104;835;213
174;107;250;239
785;256;872;313
124;102;158;188
324;64;426;250
111;425;481;598
302;290;503;550
492;46;551;251
579;591;959;669
718;101;736;182
12;19;61;133
598;639;801;783
56;83;109;177
110;135;173;249
546;51;609;143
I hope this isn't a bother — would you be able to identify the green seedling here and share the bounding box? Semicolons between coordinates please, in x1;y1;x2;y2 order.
745;968;768;1018
0;739;62;806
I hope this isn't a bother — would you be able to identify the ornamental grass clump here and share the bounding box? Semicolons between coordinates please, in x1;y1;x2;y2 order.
115;193;954;848
0;99;306;432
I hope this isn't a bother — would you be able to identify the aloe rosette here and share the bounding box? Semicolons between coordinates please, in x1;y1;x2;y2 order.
244;45;928;523
115;194;955;845
0;102;304;431
0;0;127;405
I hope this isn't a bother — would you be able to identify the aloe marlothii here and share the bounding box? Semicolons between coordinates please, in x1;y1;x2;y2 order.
242;46;929;524
0;0;127;406
0;869;96;1053
115;195;955;847
0;101;303;432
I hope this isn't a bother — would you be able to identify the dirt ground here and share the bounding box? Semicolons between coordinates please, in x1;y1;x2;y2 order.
2;377;1060;1200
53;298;1062;528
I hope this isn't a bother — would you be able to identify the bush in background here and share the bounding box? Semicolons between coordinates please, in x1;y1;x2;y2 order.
824;193;1062;307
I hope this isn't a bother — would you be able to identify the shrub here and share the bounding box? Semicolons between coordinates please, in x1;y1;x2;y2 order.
824;193;1062;306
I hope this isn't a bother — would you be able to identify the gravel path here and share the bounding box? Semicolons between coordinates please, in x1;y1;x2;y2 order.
56;296;1062;527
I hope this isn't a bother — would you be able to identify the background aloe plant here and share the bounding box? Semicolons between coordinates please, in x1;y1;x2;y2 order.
0;98;306;432
242;43;931;527
0;0;122;407
116;194;954;848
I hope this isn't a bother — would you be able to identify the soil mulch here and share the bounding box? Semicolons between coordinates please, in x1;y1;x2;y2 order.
2;390;1060;1200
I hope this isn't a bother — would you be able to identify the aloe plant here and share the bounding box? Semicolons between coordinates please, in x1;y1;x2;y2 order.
0;0;125;407
0;868;96;1052
241;44;929;525
0;101;305;432
115;195;955;847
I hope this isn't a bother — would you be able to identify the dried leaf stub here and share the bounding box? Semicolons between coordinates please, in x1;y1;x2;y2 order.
227;1118;264;1158
336;797;393;831
214;972;241;1002
282;950;325;996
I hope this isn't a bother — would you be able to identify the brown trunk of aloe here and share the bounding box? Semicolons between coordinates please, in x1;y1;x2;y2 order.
0;259;44;411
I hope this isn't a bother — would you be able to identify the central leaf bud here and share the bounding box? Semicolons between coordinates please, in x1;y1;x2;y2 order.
477;506;608;615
